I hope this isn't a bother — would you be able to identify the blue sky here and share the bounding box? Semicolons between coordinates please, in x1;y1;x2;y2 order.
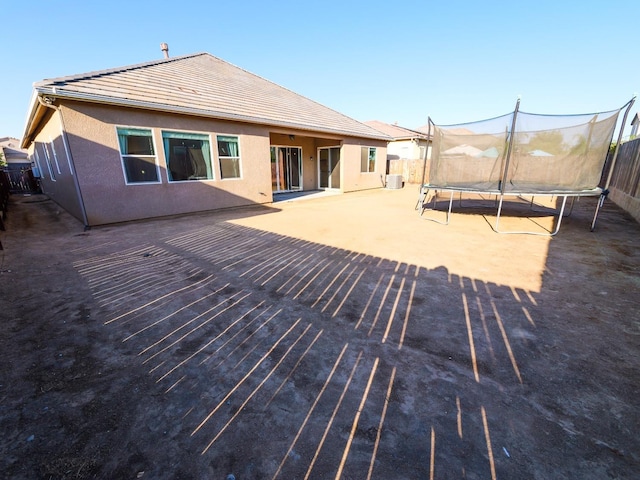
2;0;639;140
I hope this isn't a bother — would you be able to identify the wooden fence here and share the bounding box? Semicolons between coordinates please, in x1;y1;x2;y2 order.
2;168;40;194
609;138;640;198
388;158;425;184
0;171;10;250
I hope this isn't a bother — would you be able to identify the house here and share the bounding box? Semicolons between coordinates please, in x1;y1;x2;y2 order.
21;50;390;227
630;112;639;139
0;137;39;193
364;120;430;184
0;137;29;169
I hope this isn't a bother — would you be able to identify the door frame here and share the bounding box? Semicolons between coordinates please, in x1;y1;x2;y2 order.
270;145;303;193
317;146;341;190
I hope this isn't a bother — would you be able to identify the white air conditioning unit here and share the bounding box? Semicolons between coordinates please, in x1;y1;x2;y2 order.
385;174;403;189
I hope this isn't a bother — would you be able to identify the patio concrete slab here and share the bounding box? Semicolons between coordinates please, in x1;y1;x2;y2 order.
0;187;638;479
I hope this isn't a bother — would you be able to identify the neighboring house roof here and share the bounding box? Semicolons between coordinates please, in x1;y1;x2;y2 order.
0;137;28;162
23;52;390;147
415;123;476;135
414;123;436;135
364;120;429;140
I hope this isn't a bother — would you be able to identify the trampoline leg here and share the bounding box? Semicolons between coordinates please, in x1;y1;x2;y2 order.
591;194;605;232
495;195;568;236
418;188;430;213
549;196;568;236
421;190;454;225
446;191;454;223
416;186;426;210
495;195;505;232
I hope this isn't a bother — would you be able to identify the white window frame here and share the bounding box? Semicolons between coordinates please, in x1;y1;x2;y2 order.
49;138;62;175
317;146;341;189
41;142;56;181
58;126;74;175
161;129;214;183
217;135;242;180
32;149;44;179
361;146;377;173
116;126;161;185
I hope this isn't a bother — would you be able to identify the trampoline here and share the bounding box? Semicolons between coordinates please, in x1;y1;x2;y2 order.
417;97;636;235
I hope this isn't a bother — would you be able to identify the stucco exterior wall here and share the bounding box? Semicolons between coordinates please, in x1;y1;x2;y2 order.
341;138;388;192
60;101;274;225
27;100;389;226
28;109;86;222
269;133;319;191
387;139;420;160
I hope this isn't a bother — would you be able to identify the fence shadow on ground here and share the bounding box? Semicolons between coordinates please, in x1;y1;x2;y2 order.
72;221;549;479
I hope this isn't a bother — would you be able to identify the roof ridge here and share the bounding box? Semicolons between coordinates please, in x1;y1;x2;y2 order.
34;52;209;87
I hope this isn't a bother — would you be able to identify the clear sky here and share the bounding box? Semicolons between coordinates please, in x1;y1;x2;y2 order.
2;0;639;140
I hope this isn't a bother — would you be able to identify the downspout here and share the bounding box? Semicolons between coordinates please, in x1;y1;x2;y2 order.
37;96;90;229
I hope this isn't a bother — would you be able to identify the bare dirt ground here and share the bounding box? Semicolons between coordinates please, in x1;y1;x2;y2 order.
1;187;639;480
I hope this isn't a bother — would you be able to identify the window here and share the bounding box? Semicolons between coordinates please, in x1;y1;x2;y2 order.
162;131;213;181
31;150;43;178
217;135;241;179
49;139;62;175
116;127;160;183
361;147;377;173
40;142;56;181
419;145;432;161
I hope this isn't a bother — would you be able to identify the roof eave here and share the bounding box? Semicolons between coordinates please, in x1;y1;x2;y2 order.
31;87;391;142
391;134;430;141
21;91;46;149
365;121;430;141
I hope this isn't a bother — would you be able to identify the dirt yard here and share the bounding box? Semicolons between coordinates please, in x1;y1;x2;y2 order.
1;187;639;479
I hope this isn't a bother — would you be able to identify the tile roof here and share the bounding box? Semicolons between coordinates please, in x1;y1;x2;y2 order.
364;120;430;140
31;53;390;141
0;137;27;160
414;122;434;135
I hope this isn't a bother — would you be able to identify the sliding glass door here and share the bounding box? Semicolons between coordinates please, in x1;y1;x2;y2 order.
318;147;340;189
271;146;302;192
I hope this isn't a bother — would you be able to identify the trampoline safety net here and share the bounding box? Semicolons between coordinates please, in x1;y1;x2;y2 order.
428;106;621;194
420;97;636;233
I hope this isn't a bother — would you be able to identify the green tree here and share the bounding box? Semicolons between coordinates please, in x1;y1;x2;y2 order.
568;135;588;156
526;130;566;155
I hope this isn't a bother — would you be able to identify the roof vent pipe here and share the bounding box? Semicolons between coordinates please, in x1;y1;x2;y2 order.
160;43;169;58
